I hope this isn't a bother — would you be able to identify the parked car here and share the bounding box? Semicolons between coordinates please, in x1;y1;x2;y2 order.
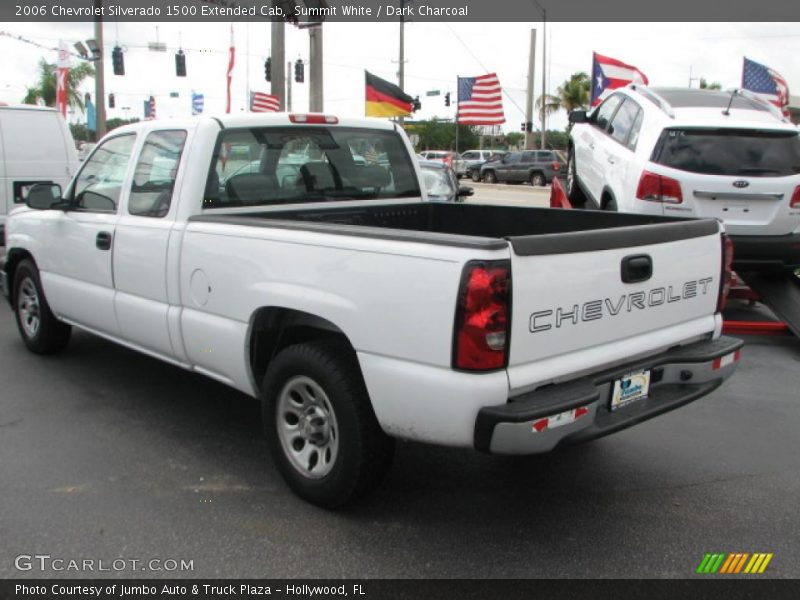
567;86;800;273
458;149;504;179
0;105;78;244
480;150;564;186
3;113;741;507
467;151;507;182
419;150;457;169
419;159;473;202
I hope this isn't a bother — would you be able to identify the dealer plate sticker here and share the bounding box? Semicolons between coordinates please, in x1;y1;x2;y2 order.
610;369;651;411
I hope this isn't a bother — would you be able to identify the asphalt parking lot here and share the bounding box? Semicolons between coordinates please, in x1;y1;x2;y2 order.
0;307;799;579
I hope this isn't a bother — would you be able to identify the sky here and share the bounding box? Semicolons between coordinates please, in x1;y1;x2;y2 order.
1;21;799;133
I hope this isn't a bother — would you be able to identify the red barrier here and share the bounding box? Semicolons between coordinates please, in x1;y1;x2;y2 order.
550;177;572;209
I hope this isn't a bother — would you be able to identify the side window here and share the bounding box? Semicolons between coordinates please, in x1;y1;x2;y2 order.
537;151;555;162
609;99;641;147
72;134;136;212
128;130;187;218
505;153;521;164
521;151;536;163
593;95;623;133
462;152;477;160
627;109;645;151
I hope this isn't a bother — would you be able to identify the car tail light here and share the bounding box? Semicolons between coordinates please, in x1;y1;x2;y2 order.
551;163;561;171
636;171;683;204
717;233;734;312
790;185;800;208
453;261;511;371
289;114;339;124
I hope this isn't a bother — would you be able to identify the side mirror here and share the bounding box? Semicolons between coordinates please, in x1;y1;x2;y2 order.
24;183;63;210
458;186;474;197
569;110;588;124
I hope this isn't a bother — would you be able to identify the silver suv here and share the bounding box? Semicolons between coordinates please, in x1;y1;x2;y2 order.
567;86;800;272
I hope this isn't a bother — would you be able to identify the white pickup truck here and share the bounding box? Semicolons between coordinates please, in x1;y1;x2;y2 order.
1;114;742;507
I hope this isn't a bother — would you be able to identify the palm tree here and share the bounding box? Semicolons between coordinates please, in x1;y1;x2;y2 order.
22;59;95;113
535;72;591;120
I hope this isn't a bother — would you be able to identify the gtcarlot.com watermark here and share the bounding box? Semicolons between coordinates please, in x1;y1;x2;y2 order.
15;554;194;573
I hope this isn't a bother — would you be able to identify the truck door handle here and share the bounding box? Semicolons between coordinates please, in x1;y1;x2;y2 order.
621;254;652;283
588;142;595;150
607;156;617;164
96;231;112;250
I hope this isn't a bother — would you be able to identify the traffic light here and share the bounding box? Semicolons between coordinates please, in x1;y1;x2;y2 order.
112;46;125;76
265;57;271;82
294;59;304;83
521;121;533;132
444;92;450;107
175;50;186;77
413;96;421;112
108;93;115;108
520;122;526;132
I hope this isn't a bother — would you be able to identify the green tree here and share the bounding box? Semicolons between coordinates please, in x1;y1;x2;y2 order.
504;132;524;148
535;72;591;121
405;119;479;151
699;78;722;90
22;59;95;113
106;117;140;132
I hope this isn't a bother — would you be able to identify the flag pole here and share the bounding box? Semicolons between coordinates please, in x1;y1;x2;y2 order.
454;77;459;156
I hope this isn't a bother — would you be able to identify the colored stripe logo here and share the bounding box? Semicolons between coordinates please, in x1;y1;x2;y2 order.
696;552;773;574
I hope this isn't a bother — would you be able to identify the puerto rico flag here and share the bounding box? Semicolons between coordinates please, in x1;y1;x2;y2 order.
742;57;790;117
591;52;648;106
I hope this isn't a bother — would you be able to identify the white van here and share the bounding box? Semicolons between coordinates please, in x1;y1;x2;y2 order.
0;105;78;243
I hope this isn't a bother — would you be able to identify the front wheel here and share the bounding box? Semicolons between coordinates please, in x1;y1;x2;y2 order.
470;170;481;183
483;171;497;184
261;341;395;507
566;153;588;207
13;259;71;354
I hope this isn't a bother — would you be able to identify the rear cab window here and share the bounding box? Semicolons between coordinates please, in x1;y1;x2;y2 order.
204;126;421;208
652;128;800;177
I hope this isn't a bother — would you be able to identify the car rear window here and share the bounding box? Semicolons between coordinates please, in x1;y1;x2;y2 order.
652;128;800;177
204;126;421;208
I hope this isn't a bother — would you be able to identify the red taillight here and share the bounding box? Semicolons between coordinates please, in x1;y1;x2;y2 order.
551;163;561;171
636;170;683;204
289;114;339;124
790;185;800;208
453;261;511;371
717;233;734;312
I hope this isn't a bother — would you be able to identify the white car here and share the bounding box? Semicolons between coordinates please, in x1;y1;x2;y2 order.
567;86;800;272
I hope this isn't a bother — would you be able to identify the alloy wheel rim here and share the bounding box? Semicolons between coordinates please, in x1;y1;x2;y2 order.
276;375;339;479
18;277;41;339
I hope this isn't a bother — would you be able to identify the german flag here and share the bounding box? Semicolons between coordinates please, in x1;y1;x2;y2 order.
365;71;414;117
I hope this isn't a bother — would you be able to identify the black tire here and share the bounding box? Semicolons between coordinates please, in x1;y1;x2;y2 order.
12;259;71;354
566;152;588;208
483;171;496;184
470;170;481;183
261;341;395;508
530;172;546;187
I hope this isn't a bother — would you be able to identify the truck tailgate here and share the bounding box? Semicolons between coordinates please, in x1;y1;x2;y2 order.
505;219;723;389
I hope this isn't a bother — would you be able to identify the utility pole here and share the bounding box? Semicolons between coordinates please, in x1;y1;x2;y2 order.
271;20;286;110
286;61;292;111
93;0;106;139
397;10;405;125
540;8;547;149
525;29;536;150
309;26;323;111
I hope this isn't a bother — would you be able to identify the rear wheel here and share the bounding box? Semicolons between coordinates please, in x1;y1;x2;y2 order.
566;152;588;207
602;195;618;212
483;171;497;184
13;259;71;354
530;172;545;187
261;341;395;507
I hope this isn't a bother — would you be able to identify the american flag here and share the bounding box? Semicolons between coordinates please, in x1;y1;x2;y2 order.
591;52;648;106
226;25;235;114
144;95;156;120
250;91;280;112
191;92;204;115
457;73;505;125
742;57;790;116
